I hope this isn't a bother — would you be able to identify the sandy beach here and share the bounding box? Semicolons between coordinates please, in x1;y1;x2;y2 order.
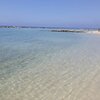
86;30;100;34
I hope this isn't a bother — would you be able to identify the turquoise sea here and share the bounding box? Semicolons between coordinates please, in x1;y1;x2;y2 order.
0;28;100;100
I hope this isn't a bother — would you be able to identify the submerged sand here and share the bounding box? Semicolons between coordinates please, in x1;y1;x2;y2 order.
0;29;100;100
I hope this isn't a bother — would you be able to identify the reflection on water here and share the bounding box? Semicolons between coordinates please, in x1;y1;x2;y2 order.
0;28;100;100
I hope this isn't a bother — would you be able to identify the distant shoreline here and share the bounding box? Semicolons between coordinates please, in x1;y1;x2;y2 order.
0;26;99;29
0;26;47;29
0;26;100;34
0;26;68;29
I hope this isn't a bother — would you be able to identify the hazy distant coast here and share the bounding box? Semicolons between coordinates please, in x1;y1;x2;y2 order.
0;26;65;29
0;26;100;34
0;26;44;28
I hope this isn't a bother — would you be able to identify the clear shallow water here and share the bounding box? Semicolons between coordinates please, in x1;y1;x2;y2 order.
0;28;100;100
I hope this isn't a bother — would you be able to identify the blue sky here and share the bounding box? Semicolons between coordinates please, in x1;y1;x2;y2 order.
0;0;100;28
